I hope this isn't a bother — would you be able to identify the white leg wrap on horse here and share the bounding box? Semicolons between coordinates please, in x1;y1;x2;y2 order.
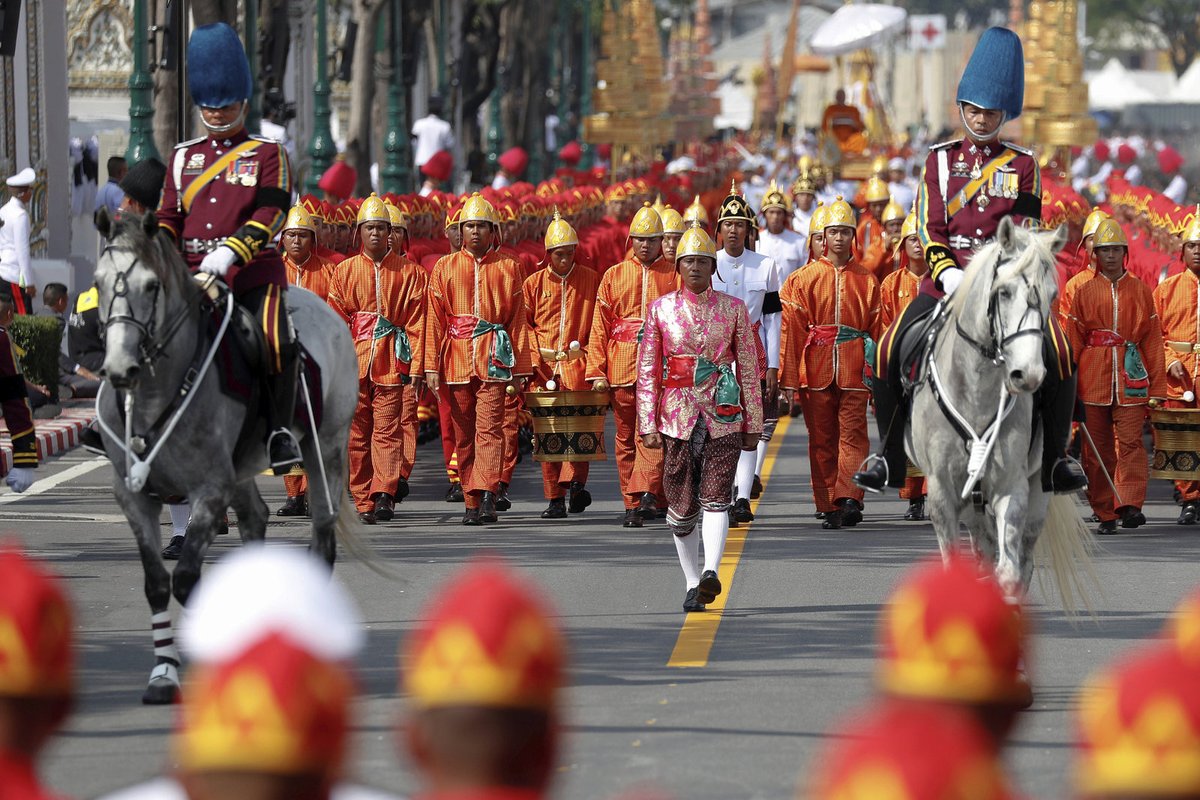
702;510;730;574
167;503;190;537
151;611;180;664
735;450;756;499
148;662;180;686
673;530;701;590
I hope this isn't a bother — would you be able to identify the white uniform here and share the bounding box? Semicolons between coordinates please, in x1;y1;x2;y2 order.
792;205;814;250
98;777;402;800
757;227;806;281
713;247;781;370
0;196;32;287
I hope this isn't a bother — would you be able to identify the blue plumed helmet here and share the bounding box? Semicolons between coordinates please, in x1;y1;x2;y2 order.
187;23;253;108
956;27;1025;120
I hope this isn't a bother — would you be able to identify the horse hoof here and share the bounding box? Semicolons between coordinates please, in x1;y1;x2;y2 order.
142;680;181;705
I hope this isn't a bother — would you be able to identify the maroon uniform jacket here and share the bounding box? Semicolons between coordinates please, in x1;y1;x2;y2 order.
0;327;36;469
157;128;291;294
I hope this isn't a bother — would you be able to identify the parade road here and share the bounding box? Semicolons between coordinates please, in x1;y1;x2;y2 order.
5;420;1198;799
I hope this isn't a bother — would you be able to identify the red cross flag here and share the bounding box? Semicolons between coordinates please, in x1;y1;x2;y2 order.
908;14;946;50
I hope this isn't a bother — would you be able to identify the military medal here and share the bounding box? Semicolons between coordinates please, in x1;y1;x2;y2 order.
970;158;983;180
977;193;990;211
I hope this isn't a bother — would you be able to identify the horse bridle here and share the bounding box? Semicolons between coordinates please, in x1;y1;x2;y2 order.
953;257;1046;364
99;245;194;371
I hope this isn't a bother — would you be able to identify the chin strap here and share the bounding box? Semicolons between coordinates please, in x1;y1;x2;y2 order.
202;100;249;136
959;105;1006;144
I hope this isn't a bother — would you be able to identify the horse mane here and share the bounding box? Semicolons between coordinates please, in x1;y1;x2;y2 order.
108;213;192;297
948;223;1058;317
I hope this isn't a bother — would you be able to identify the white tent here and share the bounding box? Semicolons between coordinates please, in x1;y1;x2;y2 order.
1087;58;1160;110
1170;58;1200;102
715;80;753;130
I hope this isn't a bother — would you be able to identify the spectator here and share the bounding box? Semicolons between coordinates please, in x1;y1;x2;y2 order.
0;168;36;314
0;297;55;417
38;282;100;401
411;95;454;170
94;156;127;220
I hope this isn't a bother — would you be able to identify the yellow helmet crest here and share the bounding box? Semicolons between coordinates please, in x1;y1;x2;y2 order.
356;193;391;226
760;179;791;213
460;192;499;225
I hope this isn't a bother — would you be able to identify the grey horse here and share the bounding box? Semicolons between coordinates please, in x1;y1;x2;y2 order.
93;210;360;703
908;217;1093;608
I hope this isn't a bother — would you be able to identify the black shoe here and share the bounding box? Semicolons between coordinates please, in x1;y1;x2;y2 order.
445;483;464;503
751;475;764;500
1118;506;1146;529
373;493;395;522
822;509;844;530
1096;519;1118;535
683;587;706;612
276;495;307;517
267;428;303;476
656;508;668;519
358;510;377;525
622;508;643;528
217;514;229;536
495;481;512;512
1179;502;1198;525
697;570;722;604
567;481;592;514
730;498;755;523
395;478;410;502
479;491;498;523
80;423;105;455
814;511;825;519
1050;458;1088;494
161;535;185;560
541;498;567;519
904;497;926;521
853;459;889;493
636;492;657;520
728;509;742;528
462;507;482;526
840;499;864;527
789;403;802;418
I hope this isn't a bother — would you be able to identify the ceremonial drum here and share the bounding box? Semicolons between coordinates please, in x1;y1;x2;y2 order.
524;390;610;463
1149;407;1200;479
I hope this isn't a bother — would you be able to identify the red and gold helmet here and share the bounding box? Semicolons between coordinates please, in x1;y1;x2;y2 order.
403;560;565;711
877;557;1028;704
1074;643;1200;797
175;632;352;777
810;703;1017;800
0;546;73;698
1167;587;1200;666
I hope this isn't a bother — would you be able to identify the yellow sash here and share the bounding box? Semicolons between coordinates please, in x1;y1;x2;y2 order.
181;140;259;212
945;150;1018;218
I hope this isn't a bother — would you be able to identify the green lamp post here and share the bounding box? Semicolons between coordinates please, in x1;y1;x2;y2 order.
305;0;336;194
125;0;161;164
579;0;594;169
486;77;504;174
381;0;412;193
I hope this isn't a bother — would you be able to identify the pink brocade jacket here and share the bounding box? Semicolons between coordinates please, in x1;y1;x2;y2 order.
636;287;764;440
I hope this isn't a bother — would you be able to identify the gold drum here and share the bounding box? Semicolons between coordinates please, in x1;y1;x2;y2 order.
1150;408;1200;479
524;390;610;463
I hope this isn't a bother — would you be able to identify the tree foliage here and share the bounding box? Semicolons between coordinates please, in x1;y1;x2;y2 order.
1086;0;1199;77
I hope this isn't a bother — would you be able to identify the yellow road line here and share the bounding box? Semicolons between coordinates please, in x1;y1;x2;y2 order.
667;415;792;667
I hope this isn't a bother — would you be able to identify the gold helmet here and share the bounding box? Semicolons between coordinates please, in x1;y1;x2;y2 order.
282;204;317;234
864;176;891;204
717;180;756;224
871;154;889;177
797;155;814;174
1092;218;1128;248
675;221;717;262
1081;208;1110;241
760;179;791;213
384;199;410;231
809;202;828;235
1183;205;1200;245
899;212;918;241
659;206;685;235
683;194;709;226
881;200;906;225
791;172;817;196
823;196;857;230
356;193;391;226
629;202;664;238
543;209;579;250
460;192;500;225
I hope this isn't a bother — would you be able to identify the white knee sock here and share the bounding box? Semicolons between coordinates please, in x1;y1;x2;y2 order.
167;503;191;537
702;510;730;573
735;449;756;500
673;532;701;590
755;438;769;476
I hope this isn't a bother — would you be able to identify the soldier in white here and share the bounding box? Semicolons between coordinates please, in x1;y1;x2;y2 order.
0;167;36;315
886;157;916;213
790;171;818;262
97;547;400;800
712;184;781;525
758;179;806;280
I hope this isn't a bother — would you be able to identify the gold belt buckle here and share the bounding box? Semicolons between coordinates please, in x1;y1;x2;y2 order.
1192;344;1200;354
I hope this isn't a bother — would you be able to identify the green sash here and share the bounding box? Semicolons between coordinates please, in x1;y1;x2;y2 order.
695;357;743;424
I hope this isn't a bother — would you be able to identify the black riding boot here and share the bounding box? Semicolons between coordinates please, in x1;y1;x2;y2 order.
1038;364;1088;494
266;343;302;476
854;375;908;492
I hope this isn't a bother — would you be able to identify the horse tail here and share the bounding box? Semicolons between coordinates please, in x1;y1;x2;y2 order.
332;497;401;580
1035;493;1101;616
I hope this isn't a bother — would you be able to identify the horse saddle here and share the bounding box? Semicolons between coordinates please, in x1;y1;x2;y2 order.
897;301;950;393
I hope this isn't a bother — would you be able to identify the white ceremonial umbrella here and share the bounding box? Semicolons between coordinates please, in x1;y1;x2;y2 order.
809;3;907;56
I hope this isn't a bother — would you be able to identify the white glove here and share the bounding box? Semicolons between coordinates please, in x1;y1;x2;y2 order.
5;467;34;493
198;245;239;278
939;267;965;296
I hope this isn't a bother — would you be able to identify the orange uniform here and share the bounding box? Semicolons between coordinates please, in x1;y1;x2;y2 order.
1057;265;1096;331
328;251;428;513
424;250;532;508
857;215;888;279
1068;271;1167;521
879;265;925;500
585;256;677;509
780;257;881;512
524;262;601;499
1153;268;1200;503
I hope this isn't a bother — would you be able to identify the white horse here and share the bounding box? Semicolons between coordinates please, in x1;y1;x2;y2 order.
907;218;1093;607
93;210;361;703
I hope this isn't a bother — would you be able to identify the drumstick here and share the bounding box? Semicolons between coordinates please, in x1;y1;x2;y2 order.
1075;422;1123;508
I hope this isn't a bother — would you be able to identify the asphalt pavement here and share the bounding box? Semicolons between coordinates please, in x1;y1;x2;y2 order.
4;417;1198;799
